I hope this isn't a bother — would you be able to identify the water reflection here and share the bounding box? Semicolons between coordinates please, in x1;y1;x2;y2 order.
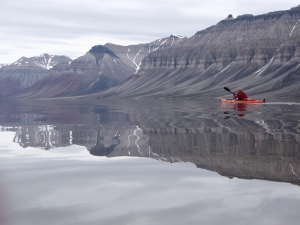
221;102;262;119
1;99;300;185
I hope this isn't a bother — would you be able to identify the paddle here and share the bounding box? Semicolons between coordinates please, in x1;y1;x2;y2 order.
224;87;236;95
224;112;232;119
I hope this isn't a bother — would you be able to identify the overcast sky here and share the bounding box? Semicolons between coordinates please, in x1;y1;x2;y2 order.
0;0;299;63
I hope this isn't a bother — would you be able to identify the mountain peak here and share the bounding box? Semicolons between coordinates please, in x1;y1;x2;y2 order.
170;34;184;39
88;45;118;64
31;53;53;59
89;45;117;57
224;14;234;20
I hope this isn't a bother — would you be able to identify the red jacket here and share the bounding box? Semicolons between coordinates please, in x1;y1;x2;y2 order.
234;91;248;100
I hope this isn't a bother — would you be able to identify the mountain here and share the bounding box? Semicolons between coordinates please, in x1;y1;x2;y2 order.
4;6;300;100
95;6;300;100
0;54;72;97
14;35;185;99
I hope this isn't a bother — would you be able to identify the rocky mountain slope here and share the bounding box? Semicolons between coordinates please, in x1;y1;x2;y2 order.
14;35;185;99
3;6;300;100
0;54;72;97
96;6;300;100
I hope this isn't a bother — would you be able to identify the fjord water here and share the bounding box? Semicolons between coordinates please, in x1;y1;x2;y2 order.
0;99;300;225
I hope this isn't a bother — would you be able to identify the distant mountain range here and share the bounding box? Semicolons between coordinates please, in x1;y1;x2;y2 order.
0;35;184;98
1;5;300;100
0;54;71;97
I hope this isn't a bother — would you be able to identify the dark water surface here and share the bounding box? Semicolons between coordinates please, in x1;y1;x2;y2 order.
0;99;300;225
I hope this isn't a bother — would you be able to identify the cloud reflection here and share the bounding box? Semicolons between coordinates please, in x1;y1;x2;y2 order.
1;156;300;225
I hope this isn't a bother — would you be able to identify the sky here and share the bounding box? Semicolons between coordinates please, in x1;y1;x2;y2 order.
0;0;299;64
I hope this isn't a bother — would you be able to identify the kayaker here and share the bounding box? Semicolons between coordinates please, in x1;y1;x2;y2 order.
234;88;248;100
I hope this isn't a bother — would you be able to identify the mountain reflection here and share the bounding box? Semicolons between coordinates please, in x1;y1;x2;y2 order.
1;99;300;185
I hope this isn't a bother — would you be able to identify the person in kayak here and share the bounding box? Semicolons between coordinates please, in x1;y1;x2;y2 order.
234;88;248;100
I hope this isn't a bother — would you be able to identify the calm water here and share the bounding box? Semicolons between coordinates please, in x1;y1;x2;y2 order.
0;99;300;225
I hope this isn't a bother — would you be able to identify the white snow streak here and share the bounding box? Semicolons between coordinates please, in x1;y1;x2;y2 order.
70;131;73;145
217;123;231;132
255;120;275;136
289;164;300;179
134;126;143;156
255;56;274;79
127;126;143;156
31;55;56;70
127;48;142;74
156;39;167;50
171;36;175;46
133;47;143;63
14;125;58;150
46;55;54;69
214;64;230;77
87;74;100;89
289;19;300;36
127;134;131;148
201;64;213;75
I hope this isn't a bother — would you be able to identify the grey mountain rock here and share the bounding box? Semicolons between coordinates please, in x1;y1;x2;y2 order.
14;35;185;98
4;6;300;100
96;6;300;100
0;54;72;97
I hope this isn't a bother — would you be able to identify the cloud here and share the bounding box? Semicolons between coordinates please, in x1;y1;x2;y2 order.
1;155;300;225
0;0;299;63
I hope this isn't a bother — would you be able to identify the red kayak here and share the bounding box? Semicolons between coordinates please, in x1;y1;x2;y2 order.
220;98;265;103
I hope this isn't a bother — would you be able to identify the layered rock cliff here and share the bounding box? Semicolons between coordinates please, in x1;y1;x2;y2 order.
98;6;300;100
3;6;300;99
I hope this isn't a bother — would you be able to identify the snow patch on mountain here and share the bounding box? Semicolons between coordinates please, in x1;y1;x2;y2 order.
7;53;72;70
290;19;300;36
214;64;231;77
32;53;57;70
255;56;275;78
127;48;141;74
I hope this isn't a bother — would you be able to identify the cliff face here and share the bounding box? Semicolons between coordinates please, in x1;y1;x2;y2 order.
0;54;72;97
99;7;300;99
15;35;185;98
4;7;300;99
